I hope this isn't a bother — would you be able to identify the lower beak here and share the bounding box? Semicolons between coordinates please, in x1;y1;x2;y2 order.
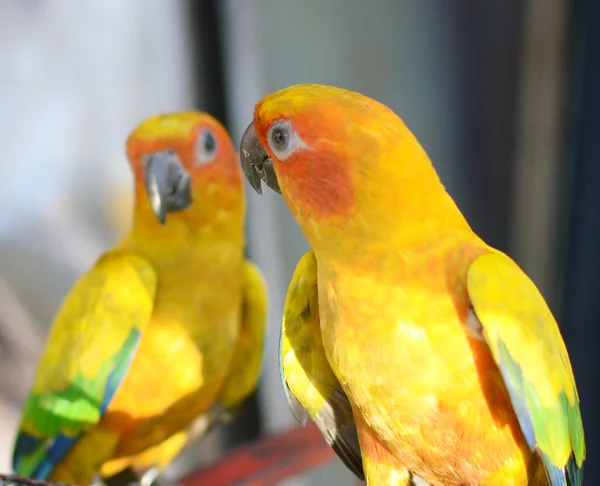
143;150;192;225
239;122;281;195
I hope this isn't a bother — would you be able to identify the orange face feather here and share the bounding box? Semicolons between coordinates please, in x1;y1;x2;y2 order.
127;111;241;189
253;93;359;219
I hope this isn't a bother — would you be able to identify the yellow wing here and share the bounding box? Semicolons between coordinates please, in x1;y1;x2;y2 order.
13;250;157;480
218;259;268;408
280;251;364;480
467;250;585;486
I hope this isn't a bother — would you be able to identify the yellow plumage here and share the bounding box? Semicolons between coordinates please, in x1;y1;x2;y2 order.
13;112;268;485
240;83;584;485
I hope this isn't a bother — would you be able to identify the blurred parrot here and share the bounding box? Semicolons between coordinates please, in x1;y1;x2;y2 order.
239;84;585;486
12;112;268;486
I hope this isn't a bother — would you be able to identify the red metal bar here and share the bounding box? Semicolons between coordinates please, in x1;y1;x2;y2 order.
0;424;341;486
179;424;337;486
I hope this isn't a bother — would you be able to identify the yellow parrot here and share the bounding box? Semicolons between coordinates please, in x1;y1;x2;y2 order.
12;112;268;486
239;84;585;485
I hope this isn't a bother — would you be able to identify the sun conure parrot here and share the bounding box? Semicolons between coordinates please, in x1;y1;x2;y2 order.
239;84;585;486
12;111;268;486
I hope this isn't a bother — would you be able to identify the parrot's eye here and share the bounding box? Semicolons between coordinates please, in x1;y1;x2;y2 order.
267;120;310;161
195;129;218;165
270;126;289;151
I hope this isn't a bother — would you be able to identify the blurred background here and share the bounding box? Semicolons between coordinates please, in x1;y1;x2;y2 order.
1;0;599;484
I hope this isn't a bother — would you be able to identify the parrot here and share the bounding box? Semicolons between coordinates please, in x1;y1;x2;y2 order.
239;83;585;486
12;111;268;486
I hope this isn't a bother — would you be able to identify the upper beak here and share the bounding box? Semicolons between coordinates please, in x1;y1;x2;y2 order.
143;150;192;225
239;122;281;195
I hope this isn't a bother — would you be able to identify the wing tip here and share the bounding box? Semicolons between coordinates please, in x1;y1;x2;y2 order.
12;432;41;472
541;452;583;486
12;432;77;480
566;453;583;486
331;439;365;481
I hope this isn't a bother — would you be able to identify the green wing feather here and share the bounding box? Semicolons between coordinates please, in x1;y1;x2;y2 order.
466;251;585;486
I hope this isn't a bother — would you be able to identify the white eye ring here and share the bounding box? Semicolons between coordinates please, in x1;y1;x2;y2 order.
266;120;310;161
195;128;218;165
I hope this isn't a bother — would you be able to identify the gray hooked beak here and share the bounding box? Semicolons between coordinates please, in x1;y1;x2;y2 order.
239;122;281;195
143;149;192;225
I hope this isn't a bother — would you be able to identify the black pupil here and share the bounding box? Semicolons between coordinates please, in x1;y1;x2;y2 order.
272;128;288;149
204;132;216;153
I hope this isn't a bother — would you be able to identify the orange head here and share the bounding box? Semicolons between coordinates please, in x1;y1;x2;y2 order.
240;84;469;255
126;111;243;228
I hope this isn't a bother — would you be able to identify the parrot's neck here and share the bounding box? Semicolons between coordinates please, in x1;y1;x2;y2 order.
284;132;477;264
297;181;474;267
121;188;245;272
